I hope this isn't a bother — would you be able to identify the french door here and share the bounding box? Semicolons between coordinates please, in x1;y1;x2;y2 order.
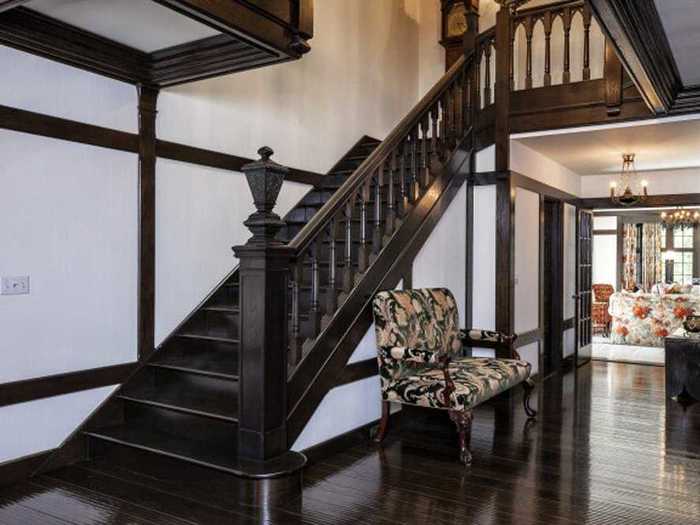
575;209;593;366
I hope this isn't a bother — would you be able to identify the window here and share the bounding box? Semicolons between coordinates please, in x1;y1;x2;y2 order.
662;226;695;284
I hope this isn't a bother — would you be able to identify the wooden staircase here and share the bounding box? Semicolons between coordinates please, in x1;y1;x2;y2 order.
38;136;384;495
40;26;478;500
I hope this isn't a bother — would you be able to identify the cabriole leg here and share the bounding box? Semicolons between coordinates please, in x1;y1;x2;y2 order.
374;401;391;443
523;378;537;419
448;409;473;465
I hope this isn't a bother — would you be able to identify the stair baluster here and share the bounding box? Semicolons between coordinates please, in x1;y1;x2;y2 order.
398;140;408;215
372;167;383;255
420;116;430;188
386;150;396;235
289;261;303;366
358;184;370;272
309;241;321;337
410;127;419;202
326;218;338;314
343;200;354;292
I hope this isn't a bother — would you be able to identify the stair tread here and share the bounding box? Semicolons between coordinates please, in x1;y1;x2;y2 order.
119;381;238;422
176;333;239;344
150;348;239;380
85;423;305;478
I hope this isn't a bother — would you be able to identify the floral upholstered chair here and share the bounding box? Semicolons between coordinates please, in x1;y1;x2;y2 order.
592;284;614;336
372;288;536;465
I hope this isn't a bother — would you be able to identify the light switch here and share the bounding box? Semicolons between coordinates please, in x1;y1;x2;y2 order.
1;276;30;295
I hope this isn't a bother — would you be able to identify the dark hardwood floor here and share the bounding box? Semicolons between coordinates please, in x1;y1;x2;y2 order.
2;361;700;524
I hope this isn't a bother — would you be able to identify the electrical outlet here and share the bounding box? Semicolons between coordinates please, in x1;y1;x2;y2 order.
1;276;30;295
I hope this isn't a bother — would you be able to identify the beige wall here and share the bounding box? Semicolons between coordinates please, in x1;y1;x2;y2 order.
158;0;443;175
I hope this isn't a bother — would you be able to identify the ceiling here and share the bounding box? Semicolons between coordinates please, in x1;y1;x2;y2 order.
27;0;220;53
653;0;700;87
514;115;700;175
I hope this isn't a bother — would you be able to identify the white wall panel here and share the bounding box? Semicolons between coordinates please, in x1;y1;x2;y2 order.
514;188;540;334
473;185;496;329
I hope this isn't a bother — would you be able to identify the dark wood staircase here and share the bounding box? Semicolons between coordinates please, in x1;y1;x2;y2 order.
39;40;477;502
39;136;383;495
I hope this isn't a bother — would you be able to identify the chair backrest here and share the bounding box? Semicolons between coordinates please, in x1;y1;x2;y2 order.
372;288;462;356
592;284;614;303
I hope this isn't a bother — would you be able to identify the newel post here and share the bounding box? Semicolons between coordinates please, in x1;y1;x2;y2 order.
232;147;292;461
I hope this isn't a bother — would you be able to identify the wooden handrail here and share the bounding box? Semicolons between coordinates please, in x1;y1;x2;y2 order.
288;52;472;255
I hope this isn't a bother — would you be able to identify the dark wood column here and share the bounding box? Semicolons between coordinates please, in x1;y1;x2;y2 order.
495;173;515;353
494;1;514;171
233;147;292;461
604;38;623;116
137;85;158;361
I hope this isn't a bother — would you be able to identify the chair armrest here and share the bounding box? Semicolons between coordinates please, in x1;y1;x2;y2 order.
459;329;517;348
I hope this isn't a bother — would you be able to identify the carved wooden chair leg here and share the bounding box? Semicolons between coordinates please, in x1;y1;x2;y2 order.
374;401;391;443
523;378;537;419
448;409;473;465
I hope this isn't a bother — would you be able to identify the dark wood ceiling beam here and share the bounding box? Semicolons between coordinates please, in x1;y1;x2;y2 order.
0;8;150;85
588;0;680;115
0;0;30;14
152;0;303;58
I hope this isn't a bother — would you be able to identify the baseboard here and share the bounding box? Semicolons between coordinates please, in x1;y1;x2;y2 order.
0;449;53;487
301;412;401;465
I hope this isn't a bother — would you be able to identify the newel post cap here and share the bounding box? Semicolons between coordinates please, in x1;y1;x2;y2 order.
236;147;289;247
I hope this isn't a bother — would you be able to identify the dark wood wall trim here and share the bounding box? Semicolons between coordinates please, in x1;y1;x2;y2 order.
514;328;543;349
0;104;323;185
137;86;159;361
156;140;322;186
0;362;137;407
336;359;378;387
593;228;617;235
510;171;578;204
0;449;52;488
563;316;575;331
579;194;700;209
0;104;139;152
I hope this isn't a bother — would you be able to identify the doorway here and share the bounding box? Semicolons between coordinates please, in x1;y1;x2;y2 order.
542;198;564;378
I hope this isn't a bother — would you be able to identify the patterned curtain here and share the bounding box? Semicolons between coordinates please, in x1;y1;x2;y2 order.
622;224;638;290
641;223;664;292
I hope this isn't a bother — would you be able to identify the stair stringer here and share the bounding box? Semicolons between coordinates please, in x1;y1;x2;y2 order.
286;137;474;445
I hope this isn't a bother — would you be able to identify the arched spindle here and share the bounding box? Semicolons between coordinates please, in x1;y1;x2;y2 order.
326;218;337;313
543;12;552;86
525;17;534;89
372;169;383;255
563;7;572;84
582;5;592;80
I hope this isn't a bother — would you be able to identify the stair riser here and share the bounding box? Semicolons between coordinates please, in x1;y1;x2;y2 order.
122;403;237;442
149;366;238;399
86;437;302;506
208;285;239;309
184;309;238;339
162;334;238;355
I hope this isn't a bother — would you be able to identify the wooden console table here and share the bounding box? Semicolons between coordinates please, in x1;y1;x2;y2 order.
665;336;700;402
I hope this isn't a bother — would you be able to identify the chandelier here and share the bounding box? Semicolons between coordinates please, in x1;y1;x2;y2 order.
609;153;648;206
660;208;700;229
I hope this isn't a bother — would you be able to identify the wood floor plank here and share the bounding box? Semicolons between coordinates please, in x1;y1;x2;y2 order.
1;362;699;524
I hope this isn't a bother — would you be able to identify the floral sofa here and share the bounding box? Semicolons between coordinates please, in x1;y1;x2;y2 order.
372;288;536;465
609;291;700;347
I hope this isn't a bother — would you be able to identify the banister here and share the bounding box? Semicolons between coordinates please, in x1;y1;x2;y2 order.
288;52;473;255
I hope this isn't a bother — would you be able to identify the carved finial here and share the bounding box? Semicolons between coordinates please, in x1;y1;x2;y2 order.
240;146;289;244
258;146;273;161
